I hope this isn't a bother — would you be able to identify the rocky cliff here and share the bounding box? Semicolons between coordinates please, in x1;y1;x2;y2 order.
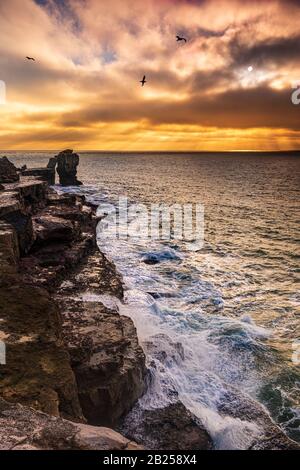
0;159;146;449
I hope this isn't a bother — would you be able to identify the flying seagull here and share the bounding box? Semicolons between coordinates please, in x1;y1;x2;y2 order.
26;56;35;61
176;35;187;43
140;75;146;86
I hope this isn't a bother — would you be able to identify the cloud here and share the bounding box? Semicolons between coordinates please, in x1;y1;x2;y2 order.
56;85;300;130
230;34;300;68
0;0;299;150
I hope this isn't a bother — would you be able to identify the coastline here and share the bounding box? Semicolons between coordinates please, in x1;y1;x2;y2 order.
0;154;299;450
0;165;145;449
0;155;212;450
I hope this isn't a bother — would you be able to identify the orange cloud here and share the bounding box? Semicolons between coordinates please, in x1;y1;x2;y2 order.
0;0;299;151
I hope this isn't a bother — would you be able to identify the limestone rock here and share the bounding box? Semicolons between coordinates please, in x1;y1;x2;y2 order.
0;283;84;421
0;157;19;184
73;423;143;450
120;402;213;450
33;214;77;245
47;157;57;169
3;210;34;255
56;149;82;186
0;398;143;450
0;179;48;254
22;167;55;185
56;252;146;427
0;173;146;439
0;221;19;287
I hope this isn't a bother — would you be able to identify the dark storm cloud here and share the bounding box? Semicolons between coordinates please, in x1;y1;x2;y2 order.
58;85;300;130
230;35;300;68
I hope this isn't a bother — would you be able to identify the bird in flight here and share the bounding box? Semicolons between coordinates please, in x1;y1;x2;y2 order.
176;35;187;43
140;75;146;86
26;56;35;61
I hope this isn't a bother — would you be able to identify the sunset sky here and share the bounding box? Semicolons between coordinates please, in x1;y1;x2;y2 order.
0;0;299;151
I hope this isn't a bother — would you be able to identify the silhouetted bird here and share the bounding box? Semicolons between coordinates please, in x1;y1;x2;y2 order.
176;35;187;43
26;56;35;61
140;75;146;86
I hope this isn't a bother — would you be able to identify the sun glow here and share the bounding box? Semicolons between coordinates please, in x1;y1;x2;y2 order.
0;0;299;151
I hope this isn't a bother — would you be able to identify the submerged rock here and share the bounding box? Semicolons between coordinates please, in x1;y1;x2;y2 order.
141;249;180;265
0;157;19;184
120;402;213;450
56;149;82;186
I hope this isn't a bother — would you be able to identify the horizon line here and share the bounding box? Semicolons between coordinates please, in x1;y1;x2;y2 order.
1;149;300;154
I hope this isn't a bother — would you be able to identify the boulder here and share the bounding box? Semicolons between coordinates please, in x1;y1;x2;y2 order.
120;402;213;450
0;157;19;184
0;398;143;450
56;149;82;186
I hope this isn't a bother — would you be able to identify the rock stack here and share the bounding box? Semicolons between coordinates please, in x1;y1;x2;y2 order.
20;149;83;187
56;149;82;186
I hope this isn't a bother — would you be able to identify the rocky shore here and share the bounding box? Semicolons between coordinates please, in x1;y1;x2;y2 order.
0;152;146;449
0;152;299;451
0;152;213;450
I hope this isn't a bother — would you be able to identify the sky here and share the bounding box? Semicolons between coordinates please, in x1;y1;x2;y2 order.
0;0;299;151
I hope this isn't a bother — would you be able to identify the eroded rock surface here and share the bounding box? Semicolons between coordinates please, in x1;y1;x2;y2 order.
56;251;146;427
47;157;57;169
0;398;142;450
56;149;82;186
0;177;48;254
0;167;146;442
0;157;19;183
120;402;213;450
22;167;55;185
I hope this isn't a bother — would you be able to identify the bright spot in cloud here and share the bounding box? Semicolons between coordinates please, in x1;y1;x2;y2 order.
248;66;254;72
